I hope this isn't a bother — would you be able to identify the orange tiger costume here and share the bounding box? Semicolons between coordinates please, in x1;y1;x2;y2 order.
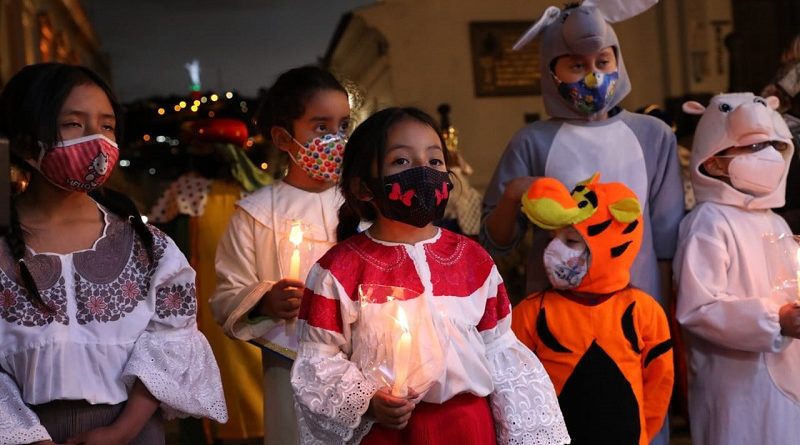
512;174;673;445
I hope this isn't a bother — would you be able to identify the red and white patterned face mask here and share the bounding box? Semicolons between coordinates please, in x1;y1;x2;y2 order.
290;132;346;183
30;134;119;192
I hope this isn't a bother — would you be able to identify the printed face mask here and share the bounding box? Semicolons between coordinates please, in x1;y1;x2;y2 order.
30;134;119;192
369;166;453;228
543;236;589;289
290;132;346;182
555;71;619;115
719;145;785;196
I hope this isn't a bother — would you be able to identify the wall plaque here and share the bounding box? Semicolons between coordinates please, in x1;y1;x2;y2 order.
469;21;541;97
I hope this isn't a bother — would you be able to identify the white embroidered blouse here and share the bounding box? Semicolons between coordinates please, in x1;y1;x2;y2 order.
290;229;570;445
0;208;227;445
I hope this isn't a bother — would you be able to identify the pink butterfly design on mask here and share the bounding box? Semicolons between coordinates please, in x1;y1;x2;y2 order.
435;182;449;205
388;183;415;206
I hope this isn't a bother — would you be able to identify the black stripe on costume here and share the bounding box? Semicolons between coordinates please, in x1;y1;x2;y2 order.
644;339;674;367
621;302;641;353
622;219;639;234
584;191;598;208
611;240;633;258
587;219;612;236
536;307;572;353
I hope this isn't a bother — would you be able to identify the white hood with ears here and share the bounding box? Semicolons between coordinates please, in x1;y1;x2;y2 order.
683;93;794;209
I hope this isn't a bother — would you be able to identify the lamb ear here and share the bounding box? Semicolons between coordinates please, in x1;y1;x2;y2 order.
512;6;561;51
765;95;781;110
682;101;706;115
583;0;659;23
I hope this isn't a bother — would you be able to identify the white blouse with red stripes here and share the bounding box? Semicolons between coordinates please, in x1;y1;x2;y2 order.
290;228;570;445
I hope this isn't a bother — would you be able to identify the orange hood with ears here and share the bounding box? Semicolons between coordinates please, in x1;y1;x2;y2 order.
522;173;643;294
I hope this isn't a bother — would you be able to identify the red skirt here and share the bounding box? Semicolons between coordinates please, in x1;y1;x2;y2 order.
360;392;497;445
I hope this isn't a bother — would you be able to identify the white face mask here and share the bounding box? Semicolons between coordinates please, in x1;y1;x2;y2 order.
720;146;785;196
543;236;590;289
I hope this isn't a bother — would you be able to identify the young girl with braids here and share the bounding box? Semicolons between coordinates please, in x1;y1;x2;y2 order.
0;63;227;445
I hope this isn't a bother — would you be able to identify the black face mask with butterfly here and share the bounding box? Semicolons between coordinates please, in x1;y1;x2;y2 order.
368;166;453;228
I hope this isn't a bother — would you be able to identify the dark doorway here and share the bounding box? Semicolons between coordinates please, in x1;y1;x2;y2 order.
728;0;800;93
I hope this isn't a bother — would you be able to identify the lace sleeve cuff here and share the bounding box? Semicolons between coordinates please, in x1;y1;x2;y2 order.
487;331;571;445
291;345;379;444
123;328;228;423
0;425;50;445
0;372;51;445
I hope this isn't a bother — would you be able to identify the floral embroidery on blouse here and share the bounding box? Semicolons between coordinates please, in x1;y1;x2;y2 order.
155;282;197;318
74;222;168;325
0;276;68;326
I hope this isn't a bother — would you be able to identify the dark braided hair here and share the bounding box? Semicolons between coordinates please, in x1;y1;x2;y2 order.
1;63;153;308
336;107;453;242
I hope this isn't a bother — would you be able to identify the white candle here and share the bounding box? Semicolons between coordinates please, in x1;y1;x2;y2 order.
392;306;412;397
288;222;304;280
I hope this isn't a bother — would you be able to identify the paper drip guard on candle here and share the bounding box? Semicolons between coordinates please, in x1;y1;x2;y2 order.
795;245;800;306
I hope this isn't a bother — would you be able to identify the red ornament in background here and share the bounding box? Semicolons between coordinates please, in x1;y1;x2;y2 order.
192;118;249;147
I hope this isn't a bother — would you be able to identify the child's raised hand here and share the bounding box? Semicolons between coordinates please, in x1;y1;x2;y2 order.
503;176;538;204
779;303;800;338
367;387;417;430
258;278;305;320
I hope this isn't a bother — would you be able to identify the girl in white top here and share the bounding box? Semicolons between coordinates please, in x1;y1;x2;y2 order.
0;63;227;445
291;107;570;445
212;65;351;445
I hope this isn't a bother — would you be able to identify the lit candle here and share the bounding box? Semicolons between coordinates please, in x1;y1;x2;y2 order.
392;306;412;397
288;222;304;280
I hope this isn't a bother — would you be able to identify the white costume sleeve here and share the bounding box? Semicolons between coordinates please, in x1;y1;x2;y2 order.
291;266;378;445
122;238;228;422
480;271;571;445
675;232;789;353
211;208;278;340
0;370;50;445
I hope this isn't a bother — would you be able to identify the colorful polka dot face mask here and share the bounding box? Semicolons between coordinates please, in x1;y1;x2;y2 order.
291;132;347;183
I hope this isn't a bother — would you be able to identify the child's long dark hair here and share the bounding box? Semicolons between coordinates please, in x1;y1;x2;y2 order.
336;107;452;242
0;63;153;310
254;65;347;139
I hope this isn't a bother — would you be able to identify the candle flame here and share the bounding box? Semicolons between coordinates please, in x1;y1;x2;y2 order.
397;306;409;332
289;222;304;246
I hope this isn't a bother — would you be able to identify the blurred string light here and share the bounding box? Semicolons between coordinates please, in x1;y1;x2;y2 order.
225;91;233;99
210;94;219;102
173;104;181;112
179;101;187;109
119;159;131;167
260;162;268;170
157;108;165;115
142;134;151;142
200;96;208;103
